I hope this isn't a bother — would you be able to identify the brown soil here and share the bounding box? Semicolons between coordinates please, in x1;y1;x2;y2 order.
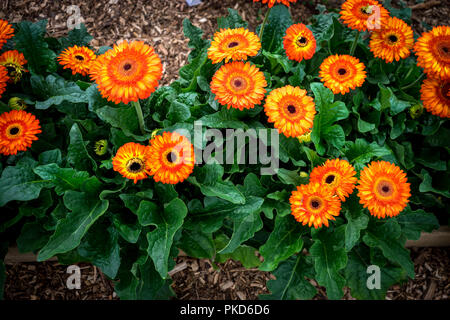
4;247;450;300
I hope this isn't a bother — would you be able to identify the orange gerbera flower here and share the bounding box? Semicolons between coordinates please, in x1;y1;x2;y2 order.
283;23;316;62
0;20;14;50
58;45;96;76
290;182;342;229
357;161;411;219
112;142;151;184
0;50;28;83
253;0;297;7
0;65;8;99
264;85;315;137
90;40;163;104
420;77;450;118
207;28;261;64
319;54;366;94
414;26;450;80
147;131;195;185
310;159;357;202
340;0;390;32
369;17;414;63
0;110;41;156
210;61;267;110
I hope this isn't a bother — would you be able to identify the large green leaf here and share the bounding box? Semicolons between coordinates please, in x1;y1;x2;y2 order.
78;224;121;279
59;24;93;49
95;104;141;137
345;246;406;300
14;20;57;73
218;211;263;254
260;5;293;52
17;222;51;253
136;200;159;226
396;207;439;240
344;195;369;251
260;255;316;300
30;74;88;109
183;18;210;61
185;196;264;233
37;191;109;261
0;159;49;207
259;215;305;272
344;139;391;171
310;227;348;300
178;229;215;259
67;123;97;172
217;8;248;29
214;234;261;268
34;163;90;195
362;220;414;278
146;198;188;278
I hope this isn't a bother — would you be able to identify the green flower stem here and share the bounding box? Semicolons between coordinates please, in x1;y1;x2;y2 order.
349;31;360;56
400;73;425;91
131;100;146;135
258;7;272;40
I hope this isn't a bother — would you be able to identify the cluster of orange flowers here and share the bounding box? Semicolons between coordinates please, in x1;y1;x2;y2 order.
290;159;411;228
0;20;40;156
112;131;195;185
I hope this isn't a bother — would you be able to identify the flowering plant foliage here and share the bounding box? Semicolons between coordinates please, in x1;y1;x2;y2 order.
0;1;448;300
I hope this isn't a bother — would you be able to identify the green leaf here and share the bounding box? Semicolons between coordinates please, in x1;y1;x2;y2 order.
34;163;90;195
214;234;261;268
419;169;450;198
344;139;391;171
363;220;414;278
95;105;140;137
38;149;62;166
260;255;316;300
31;75;88;109
379;84;411;115
259;215;305;272
78;224;121;278
310;228;348;300
345;246;406;300
217;9;248;29
183;18;210;61
185;196;264;233
277;168;302;186
37;191;109;261
67;123;97;172
260;5;293;52
59;24;93;49
146;198;188;278
136;200;159;227
112;214;141;244
0;159;49;207
310;82;334;111
344;197;369;251
396;207;439;240
17;222;51;253
219;211;263;254
178;229;215;259
14;20;57;73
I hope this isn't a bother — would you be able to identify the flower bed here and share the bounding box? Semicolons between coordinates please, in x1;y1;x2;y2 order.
0;0;449;300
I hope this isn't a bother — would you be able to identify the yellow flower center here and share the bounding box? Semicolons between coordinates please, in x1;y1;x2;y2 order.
360;5;373;15
375;178;396;199
6;124;22;139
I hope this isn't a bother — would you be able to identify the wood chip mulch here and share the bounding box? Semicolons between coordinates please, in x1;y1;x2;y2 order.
3;247;450;300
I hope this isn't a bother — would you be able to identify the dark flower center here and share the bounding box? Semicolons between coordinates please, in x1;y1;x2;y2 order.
338;68;347;75
439;44;450;58
234;79;243;87
75;55;85;61
388;35;398;43
441;82;450;101
9;127;19;135
228;41;239;48
382;186;390;193
287;105;296;114
6;66;16;75
311;200;320;209
127;158;144;173
296;37;307;46
377;180;394;197
123;63;132;71
166;151;177;163
325;174;335;184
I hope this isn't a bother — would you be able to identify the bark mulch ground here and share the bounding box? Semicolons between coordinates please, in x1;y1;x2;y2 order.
1;0;449;300
4;247;450;300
